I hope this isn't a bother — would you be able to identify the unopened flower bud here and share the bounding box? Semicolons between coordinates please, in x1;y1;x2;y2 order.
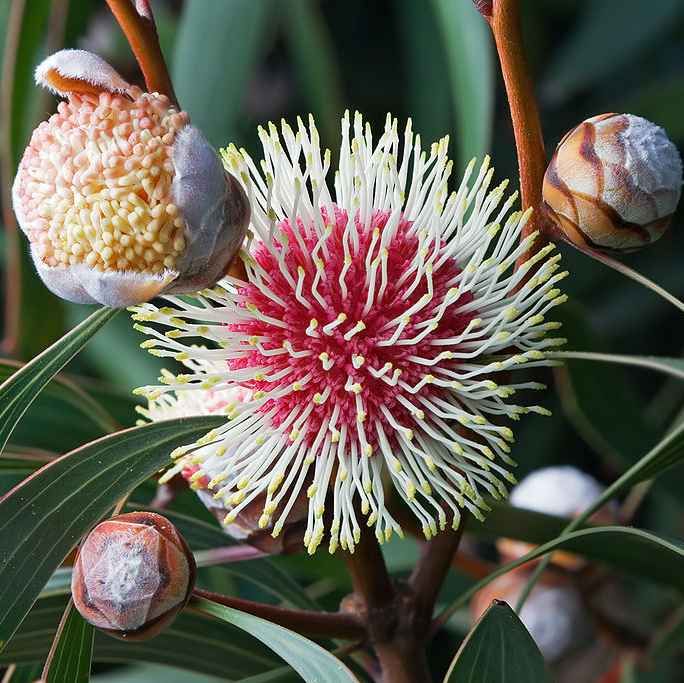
71;511;196;640
471;568;590;662
13;50;249;307
543;113;682;253
498;466;616;569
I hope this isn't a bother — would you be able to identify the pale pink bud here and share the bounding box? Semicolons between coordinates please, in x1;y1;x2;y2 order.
13;50;249;307
71;511;196;640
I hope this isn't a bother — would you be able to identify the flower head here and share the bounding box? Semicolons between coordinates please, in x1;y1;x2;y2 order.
13;49;249;307
132;112;567;553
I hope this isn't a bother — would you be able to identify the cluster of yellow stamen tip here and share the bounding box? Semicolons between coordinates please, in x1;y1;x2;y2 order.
14;87;189;274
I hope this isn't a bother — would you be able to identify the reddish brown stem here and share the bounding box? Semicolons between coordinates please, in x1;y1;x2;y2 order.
410;521;466;629
487;0;547;267
344;530;395;612
0;0;26;357
191;588;365;641
105;0;178;105
343;531;431;683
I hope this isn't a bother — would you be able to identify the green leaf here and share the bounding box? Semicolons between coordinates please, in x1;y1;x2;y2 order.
0;307;118;454
554;304;658;468
2;593;283;680
473;504;684;589
2;664;42;683
66;305;162;390
91;664;225;683
173;0;273;147
430;0;494;170
513;406;684;612
0;448;54;494
441;526;684;624
549;351;684;382
42;601;93;683
395;0;452;147
281;0;343;147
444;601;551;683
237;668;300;683
0;415;224;650
542;0;684;105
0;360;119;437
192;597;358;683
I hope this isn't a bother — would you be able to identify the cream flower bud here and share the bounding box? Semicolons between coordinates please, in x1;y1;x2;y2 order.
12;49;249;307
543;113;682;253
498;466;616;569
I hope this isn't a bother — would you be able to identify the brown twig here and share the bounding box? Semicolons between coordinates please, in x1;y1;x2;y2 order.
0;0;27;357
342;531;432;683
481;0;547;267
344;531;395;613
190;588;365;641
410;520;467;630
194;544;267;566
105;0;178;105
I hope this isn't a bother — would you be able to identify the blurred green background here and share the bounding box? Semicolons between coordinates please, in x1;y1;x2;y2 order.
1;1;684;681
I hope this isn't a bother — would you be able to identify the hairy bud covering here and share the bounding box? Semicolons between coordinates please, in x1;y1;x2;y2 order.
71;511;196;640
543;113;682;253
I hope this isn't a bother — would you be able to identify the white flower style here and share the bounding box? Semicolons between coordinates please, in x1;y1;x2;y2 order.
132;112;567;554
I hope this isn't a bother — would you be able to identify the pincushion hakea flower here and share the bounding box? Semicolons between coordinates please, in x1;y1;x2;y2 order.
12;50;249;307
132;113;567;554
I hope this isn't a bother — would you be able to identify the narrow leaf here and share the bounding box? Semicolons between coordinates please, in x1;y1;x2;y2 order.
542;0;684;105
173;0;273;146
0;307;118;453
549;351;684;382
0;360;118;437
0;416;224;650
42;601;93;683
444;601;551;682
430;0;494;169
441;526;684;624
191;597;358;683
395;0;452;146
2;593;282;680
281;0;343;147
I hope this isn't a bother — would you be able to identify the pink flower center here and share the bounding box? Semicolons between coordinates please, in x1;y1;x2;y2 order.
229;206;476;449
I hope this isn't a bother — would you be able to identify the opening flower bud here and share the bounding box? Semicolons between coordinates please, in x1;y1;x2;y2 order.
12;49;249;307
71;511;196;640
543;113;682;253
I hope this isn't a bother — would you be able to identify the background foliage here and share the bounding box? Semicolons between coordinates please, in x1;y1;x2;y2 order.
1;0;684;681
